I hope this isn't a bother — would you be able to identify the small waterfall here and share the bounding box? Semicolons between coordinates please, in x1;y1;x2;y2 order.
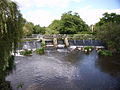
83;39;85;46
23;41;30;50
21;41;41;50
74;40;76;45
35;41;41;49
90;39;93;46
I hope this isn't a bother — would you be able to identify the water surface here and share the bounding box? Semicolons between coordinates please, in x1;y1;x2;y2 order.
6;50;120;90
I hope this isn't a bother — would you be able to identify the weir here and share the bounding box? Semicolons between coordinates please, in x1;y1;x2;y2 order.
21;34;105;51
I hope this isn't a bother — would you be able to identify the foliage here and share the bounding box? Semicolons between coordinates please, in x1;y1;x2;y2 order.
36;48;45;55
41;41;46;48
16;82;24;89
47;11;90;34
0;0;25;71
5;55;15;71
95;12;120;53
20;50;32;56
45;27;59;34
36;41;45;55
84;46;93;51
84;46;93;50
96;12;120;26
33;25;46;34
68;34;95;40
98;50;112;56
0;80;12;90
23;22;34;36
23;21;46;36
45;20;60;34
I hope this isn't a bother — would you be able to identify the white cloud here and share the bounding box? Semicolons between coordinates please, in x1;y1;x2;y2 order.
23;9;61;26
75;7;120;25
13;0;83;9
12;0;83;26
12;0;120;26
24;7;120;26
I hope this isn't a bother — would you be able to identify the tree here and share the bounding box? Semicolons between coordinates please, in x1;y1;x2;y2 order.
96;12;120;26
0;0;24;71
23;22;34;36
0;0;25;89
95;12;120;53
46;20;60;34
33;25;46;34
48;11;89;34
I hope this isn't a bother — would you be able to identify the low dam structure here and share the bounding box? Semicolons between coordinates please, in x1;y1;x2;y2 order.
22;34;105;50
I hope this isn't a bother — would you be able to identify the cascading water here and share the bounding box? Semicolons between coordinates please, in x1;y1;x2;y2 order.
18;41;41;51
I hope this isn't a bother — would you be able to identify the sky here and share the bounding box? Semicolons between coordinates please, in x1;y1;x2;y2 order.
12;0;120;26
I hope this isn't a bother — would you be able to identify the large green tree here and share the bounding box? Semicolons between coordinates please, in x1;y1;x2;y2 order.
96;12;120;26
0;0;25;89
48;11;89;34
0;0;24;71
95;12;120;53
46;20;60;34
59;11;89;34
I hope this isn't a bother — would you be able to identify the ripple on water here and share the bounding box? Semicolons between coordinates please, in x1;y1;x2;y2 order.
6;50;120;90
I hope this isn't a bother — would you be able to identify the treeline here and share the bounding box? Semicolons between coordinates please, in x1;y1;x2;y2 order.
22;21;46;36
24;11;90;36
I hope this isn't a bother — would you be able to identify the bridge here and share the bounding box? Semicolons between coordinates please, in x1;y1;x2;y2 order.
22;34;105;50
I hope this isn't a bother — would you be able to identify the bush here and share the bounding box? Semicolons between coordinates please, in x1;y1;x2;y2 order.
84;46;93;51
98;50;112;56
20;50;32;56
36;48;45;55
117;48;120;53
41;41;46;48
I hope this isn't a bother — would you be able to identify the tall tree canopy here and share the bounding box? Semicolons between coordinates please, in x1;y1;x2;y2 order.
48;11;89;34
96;12;120;26
22;21;46;35
46;20;60;34
95;12;120;53
0;0;24;71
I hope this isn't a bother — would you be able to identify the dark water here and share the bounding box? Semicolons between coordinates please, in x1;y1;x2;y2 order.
6;50;120;90
69;40;105;46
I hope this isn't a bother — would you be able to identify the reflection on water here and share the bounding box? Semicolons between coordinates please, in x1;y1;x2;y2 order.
97;55;120;77
6;50;120;90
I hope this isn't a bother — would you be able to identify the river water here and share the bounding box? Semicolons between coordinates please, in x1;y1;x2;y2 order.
6;49;120;90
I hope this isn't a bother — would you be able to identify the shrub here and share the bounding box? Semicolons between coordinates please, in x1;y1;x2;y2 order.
20;50;32;56
98;50;112;56
36;48;45;55
84;46;93;51
41;41;46;48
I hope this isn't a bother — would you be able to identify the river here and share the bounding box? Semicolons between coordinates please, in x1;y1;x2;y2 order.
6;49;120;90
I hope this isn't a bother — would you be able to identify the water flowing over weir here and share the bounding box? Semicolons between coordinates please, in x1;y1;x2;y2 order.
16;40;105;51
17;41;41;50
69;40;104;46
